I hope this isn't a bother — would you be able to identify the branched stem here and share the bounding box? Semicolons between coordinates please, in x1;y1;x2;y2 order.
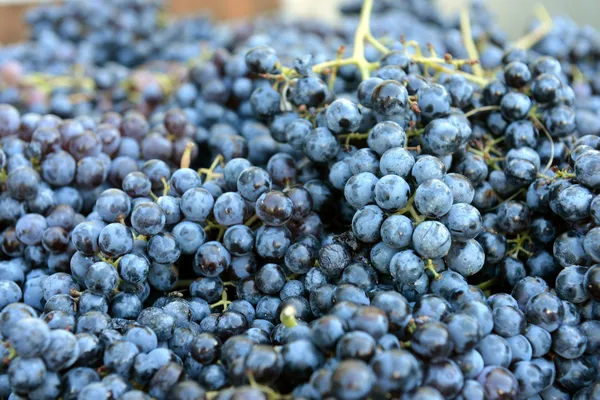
469;135;506;171
199;154;225;182
97;253;120;269
554;169;576;180
507;232;533;258
210;287;231;310
311;0;382;80
204;220;226;242
271;0;490;90
365;32;390;53
395;194;425;224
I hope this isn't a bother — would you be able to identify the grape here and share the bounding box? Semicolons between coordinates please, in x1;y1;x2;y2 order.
0;1;595;398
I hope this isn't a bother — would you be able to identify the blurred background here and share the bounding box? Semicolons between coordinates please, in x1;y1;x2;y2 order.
283;0;600;38
0;0;598;43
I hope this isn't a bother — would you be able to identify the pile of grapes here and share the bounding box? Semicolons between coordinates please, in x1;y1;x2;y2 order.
0;0;600;398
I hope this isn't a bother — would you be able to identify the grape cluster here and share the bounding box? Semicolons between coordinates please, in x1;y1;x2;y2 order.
0;0;223;115
8;0;219;70
0;0;600;399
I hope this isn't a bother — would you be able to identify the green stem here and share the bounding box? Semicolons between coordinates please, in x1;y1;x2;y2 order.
365;32;390;54
425;259;440;280
198;154;224;182
512;5;553;50
464;105;501;118
338;132;369;146
328;46;345;92
310;0;377;80
507;232;533;258
174;279;194;289
476;277;497;291
312;57;357;73
486;188;526;212
407;128;425;138
459;8;484;78
406;319;417;335
244;214;259;227
210;288;231;310
530;114;554;173
280;306;298;328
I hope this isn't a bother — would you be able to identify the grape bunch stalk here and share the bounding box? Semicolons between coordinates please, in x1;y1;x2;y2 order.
0;0;599;399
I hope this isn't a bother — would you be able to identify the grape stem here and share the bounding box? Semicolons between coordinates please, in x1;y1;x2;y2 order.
97;253;121;269
179;142;195;169
134;233;148;241
312;0;382;80
198;154;225;182
459;8;484;78
406;319;417;334
507;232;533;258
553;169;576;179
487;188;526;212
464;105;501;118
512;5;553;50
247;371;290;400
328;45;346;92
173;279;194;290
530;114;554;173
244;213;260;227
476;277;497;291
204;220;226;242
210;287;231;310
424;259;440;280
338;132;369;146
404;40;489;85
280;305;298;328
406;128;425;138
2;344;16;366
395;194;425;224
273;0;489;87
160;176;171;197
